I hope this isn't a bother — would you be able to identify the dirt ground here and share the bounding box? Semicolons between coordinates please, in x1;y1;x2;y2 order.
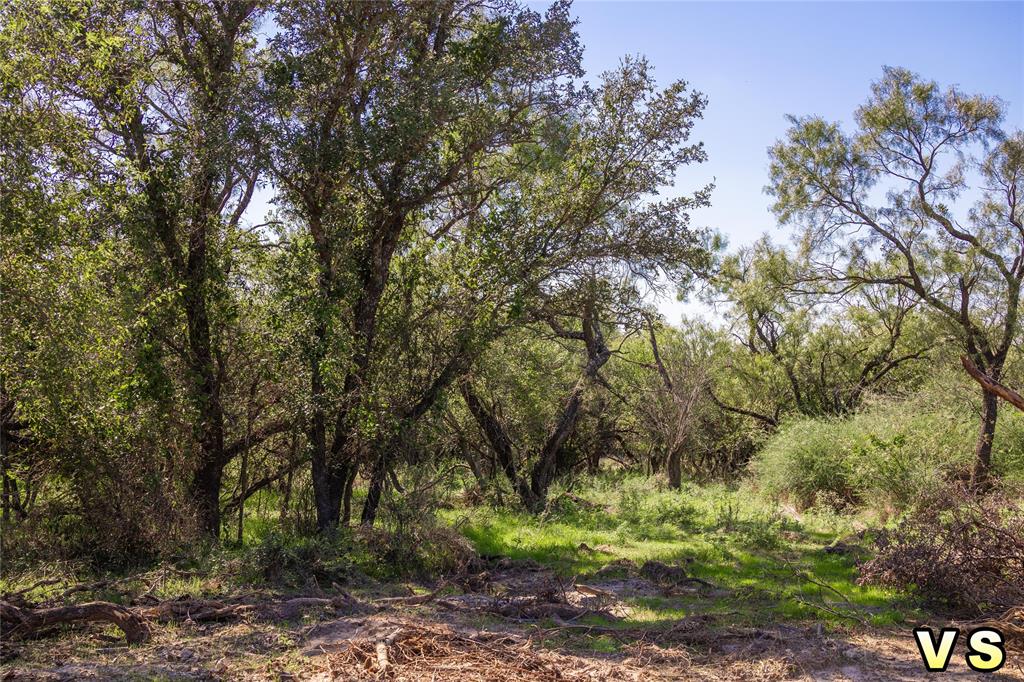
3;560;1022;681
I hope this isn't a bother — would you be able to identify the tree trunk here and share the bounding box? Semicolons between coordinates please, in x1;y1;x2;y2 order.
312;456;348;532
341;465;358;525
236;446;248;543
308;314;350;531
962;355;1024;412
279;468;293;525
361;456;387;526
971;388;998;489
460;380;538;510
0;600;150;644
184;285;227;537
189;459;225;538
316;217;402;530
667;446;683;490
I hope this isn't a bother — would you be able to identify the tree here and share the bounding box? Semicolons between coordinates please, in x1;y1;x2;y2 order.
767;67;1023;486
710;238;932;423
4;0;290;537
266;0;583;530
644;316;708;488
456;57;713;510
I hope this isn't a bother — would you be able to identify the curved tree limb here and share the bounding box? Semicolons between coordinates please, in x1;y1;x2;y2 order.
962;355;1024;413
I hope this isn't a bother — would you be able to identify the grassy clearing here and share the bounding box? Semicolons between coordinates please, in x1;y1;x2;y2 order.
443;473;921;632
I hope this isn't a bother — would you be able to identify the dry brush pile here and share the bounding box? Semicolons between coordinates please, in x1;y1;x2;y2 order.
858;490;1024;614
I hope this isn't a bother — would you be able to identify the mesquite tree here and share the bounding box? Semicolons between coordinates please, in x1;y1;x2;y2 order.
3;0;289;536
710;239;932;423
768;67;1023;486
266;0;583;530
457;57;714;511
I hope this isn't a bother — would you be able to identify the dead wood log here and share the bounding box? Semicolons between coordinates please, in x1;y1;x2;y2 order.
0;600;150;644
139;599;254;623
973;606;1024;652
140;594;361;623
374;626;403;675
262;596;363;620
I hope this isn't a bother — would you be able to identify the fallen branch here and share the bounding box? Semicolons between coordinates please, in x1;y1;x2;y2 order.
969;606;1024;651
139;594;362;623
4;578;63;599
792;596;868;626
140;599;254;623
0;600;150;644
374;626;403;676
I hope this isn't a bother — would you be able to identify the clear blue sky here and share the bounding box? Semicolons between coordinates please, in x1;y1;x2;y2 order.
557;1;1023;321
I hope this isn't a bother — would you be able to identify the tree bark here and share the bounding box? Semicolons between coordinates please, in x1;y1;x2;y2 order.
189;459;225;538
666;446;683;490
962;355;1024;413
313;218;403;531
360;456;387;526
960;355;1013;489
312;459;349;532
461;380;538;509
341;465;358;526
972;388;999;489
527;300;611;510
358;343;478;527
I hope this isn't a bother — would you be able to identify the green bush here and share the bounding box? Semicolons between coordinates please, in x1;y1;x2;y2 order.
752;379;1024;512
242;530;372;588
752;419;861;509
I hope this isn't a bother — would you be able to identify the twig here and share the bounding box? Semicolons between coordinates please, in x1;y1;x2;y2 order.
793;596;868;626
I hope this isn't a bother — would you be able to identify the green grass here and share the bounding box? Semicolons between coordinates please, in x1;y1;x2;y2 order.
2;471;921;656
442;473;921;633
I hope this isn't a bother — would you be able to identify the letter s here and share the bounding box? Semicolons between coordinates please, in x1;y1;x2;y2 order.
966;627;1005;673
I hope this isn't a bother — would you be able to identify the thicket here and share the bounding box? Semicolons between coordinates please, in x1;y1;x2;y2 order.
859;489;1024;614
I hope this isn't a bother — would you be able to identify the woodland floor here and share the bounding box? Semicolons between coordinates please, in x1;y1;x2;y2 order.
4;480;1023;680
3;557;1023;681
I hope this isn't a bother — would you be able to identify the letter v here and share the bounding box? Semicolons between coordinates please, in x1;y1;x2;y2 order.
914;627;960;672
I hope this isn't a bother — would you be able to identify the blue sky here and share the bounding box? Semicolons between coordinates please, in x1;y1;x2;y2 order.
558;1;1023;321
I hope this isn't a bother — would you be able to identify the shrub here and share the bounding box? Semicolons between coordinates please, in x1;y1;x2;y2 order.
751;375;1024;511
858;490;1024;615
751;419;860;509
357;525;477;580
1;472;196;571
243;530;371;588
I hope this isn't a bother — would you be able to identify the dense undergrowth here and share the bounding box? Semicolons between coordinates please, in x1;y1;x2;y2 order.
6;376;1024;631
752;379;1024;513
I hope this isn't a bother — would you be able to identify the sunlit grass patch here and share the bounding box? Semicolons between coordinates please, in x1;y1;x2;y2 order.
447;472;920;629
